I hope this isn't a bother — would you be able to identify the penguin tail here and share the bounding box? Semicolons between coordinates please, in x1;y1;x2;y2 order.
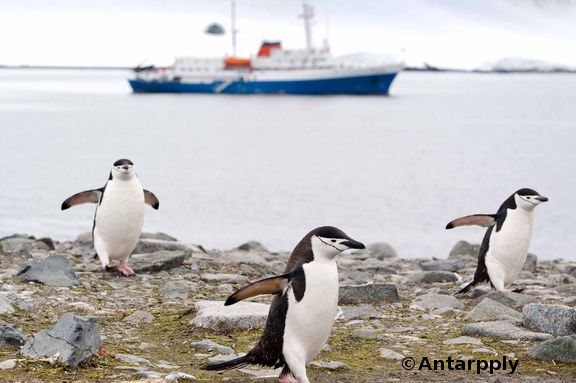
455;281;475;296
205;355;251;371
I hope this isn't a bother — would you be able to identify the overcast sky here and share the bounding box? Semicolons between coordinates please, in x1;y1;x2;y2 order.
1;0;575;69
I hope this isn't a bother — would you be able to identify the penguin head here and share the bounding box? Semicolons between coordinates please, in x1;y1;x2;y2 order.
111;159;135;180
310;226;365;259
514;188;548;210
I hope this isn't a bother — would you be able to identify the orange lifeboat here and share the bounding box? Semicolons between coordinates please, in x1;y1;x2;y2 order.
225;57;251;69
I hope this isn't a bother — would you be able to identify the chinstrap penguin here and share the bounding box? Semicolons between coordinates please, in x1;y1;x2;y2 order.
446;188;548;295
61;159;159;276
206;226;365;383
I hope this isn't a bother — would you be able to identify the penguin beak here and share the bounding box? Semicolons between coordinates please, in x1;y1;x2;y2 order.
341;239;365;250
122;165;130;170
536;196;549;202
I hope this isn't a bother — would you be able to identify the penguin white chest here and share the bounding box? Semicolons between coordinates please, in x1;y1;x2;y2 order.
283;260;339;363
487;208;534;285
94;178;145;259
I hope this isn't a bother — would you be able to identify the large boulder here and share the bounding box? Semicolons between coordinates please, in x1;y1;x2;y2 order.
339;284;400;304
0;234;54;254
21;313;101;367
129;251;186;273
191;301;269;333
523;304;576;336
449;241;480;259
461;320;552;341
133;239;192;255
236;241;269;253
465;298;522;322
528;335;576;363
16;255;79;287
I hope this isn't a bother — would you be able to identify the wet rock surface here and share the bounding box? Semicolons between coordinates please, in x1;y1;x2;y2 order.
0;234;575;382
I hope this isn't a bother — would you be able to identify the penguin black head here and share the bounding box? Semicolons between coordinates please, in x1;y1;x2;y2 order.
309;226;365;259
111;158;135;179
514;188;548;209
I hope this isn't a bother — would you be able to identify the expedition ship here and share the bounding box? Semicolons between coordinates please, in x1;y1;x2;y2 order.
129;2;402;95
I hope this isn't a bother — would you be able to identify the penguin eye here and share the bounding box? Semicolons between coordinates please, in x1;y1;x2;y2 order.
331;239;337;243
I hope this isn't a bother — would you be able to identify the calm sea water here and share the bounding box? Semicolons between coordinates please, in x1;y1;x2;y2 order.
0;69;574;260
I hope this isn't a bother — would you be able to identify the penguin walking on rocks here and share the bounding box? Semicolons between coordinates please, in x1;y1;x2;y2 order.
446;188;548;295
206;226;365;383
61;159;159;276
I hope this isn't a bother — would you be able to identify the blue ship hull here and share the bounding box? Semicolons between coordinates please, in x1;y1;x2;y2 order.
129;73;398;95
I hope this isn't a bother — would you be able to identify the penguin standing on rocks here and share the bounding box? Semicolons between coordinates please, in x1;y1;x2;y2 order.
206;226;365;383
446;188;548;294
61;159;159;276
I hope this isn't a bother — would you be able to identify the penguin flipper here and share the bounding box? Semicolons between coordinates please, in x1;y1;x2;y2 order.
143;190;160;210
61;189;103;210
445;214;499;229
225;272;294;306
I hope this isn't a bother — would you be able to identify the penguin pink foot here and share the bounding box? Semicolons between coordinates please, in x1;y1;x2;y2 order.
117;261;135;277
278;375;299;383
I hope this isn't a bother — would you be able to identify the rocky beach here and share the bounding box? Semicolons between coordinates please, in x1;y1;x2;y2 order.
1;233;576;382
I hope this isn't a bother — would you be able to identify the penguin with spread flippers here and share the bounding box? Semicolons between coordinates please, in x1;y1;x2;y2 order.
206;226;365;383
446;188;547;295
61;159;159;276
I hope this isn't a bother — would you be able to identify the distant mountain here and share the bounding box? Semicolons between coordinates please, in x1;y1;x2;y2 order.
476;58;576;73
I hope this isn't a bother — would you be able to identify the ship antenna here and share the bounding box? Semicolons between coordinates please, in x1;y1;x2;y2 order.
299;1;314;51
231;0;238;56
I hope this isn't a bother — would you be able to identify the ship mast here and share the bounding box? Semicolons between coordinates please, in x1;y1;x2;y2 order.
231;0;238;56
299;1;314;51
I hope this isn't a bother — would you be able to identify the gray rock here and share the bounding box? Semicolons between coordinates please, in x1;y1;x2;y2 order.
443;336;483;346
449;241;480;259
523;303;576;336
0;359;17;370
0;234;53;253
339;283;400;304
201;273;249;284
160;280;197;299
123;310;154;325
140;232;178;242
310;361;348;370
130;251;186;273
134;239;192;255
192;301;269;333
528;335;576;363
465;298;522;322
340;305;382;320
523;253;538;272
0;323;25;348
472;290;537;308
562;296;576;306
420;259;466;272
410;294;464;311
165;372;197;382
236;241;268;253
350;327;375;339
407;271;458;283
21;313;101;367
215;252;268;266
0;296;14;314
114;353;151;365
190;339;235;355
365;242;397;259
17;255;79;287
379;348;404;360
549;274;576;285
461;320;553;341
